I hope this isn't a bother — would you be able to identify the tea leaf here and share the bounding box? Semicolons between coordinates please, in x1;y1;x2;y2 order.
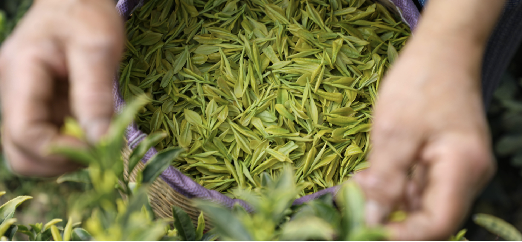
61;117;85;140
128;131;168;176
337;181;365;240
0;219;16;238
120;0;411;194
449;229;467;241
195;211;205;241
50;225;63;241
142;147;184;184
194;200;252;241
49;146;94;165
71;228;92;241
172;206;196;241
279;217;335;240
63;217;74;241
135;31;163;46
0;196;32;224
474;213;522;241
387;42;399;64
57;169;91;184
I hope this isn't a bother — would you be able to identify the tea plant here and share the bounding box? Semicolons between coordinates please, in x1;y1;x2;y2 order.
2;95;189;241
195;167;388;241
49;95;185;241
0;191;31;240
168;207;215;241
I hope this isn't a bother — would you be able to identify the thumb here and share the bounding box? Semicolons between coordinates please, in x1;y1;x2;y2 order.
67;36;123;143
355;127;421;226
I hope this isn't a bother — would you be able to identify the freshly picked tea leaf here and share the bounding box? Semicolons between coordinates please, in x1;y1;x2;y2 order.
119;0;410;195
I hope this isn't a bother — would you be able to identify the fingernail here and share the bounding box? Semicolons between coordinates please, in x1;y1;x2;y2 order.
84;119;111;143
365;200;385;227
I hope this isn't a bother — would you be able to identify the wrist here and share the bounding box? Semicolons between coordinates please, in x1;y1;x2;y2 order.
400;39;482;83
415;0;506;48
413;24;488;60
388;34;484;93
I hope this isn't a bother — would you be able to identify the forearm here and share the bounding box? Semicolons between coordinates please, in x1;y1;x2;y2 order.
398;0;507;85
417;0;506;47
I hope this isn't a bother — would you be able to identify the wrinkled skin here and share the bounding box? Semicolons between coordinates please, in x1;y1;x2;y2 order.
356;0;506;240
0;0;124;177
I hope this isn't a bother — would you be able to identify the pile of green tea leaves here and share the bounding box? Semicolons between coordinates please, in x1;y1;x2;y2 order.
118;0;410;195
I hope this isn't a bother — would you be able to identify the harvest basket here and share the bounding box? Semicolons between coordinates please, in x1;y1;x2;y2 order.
115;0;420;226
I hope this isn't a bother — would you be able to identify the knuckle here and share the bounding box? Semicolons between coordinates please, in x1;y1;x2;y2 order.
73;91;114;117
371;119;401;141
75;88;114;104
7;122;54;158
362;172;404;202
8;125;28;148
460;141;495;179
423;211;458;240
430;219;454;240
3;142;35;176
0;40;18;71
80;34;120;54
7;159;33;176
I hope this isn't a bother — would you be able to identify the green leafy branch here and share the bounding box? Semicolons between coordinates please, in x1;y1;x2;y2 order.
194;167;388;241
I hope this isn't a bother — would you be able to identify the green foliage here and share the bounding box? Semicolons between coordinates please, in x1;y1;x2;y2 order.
172;206;196;240
0;193;32;225
0;10;6;42
0;191;32;240
142;147;184;184
1;95;185;241
474;213;522;241
48;95;184;241
0;218;17;240
488;74;522;175
0;0;33;44
195;167;388;241
449;229;467;241
195;211;206;240
0;91;481;241
168;207;211;241
0;193;88;241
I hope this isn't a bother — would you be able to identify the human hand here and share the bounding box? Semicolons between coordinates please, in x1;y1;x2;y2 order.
356;37;495;240
0;0;124;177
355;24;498;241
354;1;508;239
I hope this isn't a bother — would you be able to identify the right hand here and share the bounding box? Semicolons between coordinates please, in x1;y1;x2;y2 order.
355;34;495;240
355;0;507;238
0;0;124;177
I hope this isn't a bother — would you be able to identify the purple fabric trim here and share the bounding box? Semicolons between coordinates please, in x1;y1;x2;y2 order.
293;186;341;206
114;0;419;209
387;0;420;30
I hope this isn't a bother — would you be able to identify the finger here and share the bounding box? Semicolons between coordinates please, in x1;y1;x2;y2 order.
0;49;83;176
387;138;494;240
66;19;123;143
2;135;82;177
405;164;428;211
356;122;422;226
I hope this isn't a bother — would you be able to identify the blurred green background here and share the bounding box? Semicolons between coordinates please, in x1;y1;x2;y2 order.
1;0;522;240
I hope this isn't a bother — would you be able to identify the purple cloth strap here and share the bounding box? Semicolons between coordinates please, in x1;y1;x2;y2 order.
114;0;420;208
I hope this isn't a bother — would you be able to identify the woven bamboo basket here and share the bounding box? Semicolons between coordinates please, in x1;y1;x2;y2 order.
122;143;207;226
116;0;419;228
